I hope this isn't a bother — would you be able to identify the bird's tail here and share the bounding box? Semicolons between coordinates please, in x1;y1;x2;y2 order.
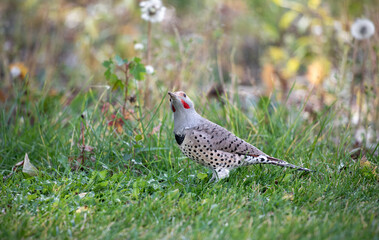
266;156;312;171
244;155;312;172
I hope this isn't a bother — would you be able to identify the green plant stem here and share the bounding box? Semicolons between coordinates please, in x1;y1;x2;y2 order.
123;63;130;115
358;46;367;128
367;39;378;132
349;40;358;124
145;22;152;107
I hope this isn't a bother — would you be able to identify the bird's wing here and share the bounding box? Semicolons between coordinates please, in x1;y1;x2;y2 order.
184;120;265;157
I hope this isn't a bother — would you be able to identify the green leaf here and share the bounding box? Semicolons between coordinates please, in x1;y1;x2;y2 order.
27;194;38;201
135;134;143;141
102;59;113;68
104;68;111;80
167;189;180;200
197;172;208;180
109;74;124;91
130;58;146;81
114;55;127;66
94;181;109;190
132;57;142;63
98;170;108;180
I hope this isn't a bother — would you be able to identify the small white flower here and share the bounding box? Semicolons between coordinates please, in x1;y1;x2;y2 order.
350;18;375;40
10;66;21;78
311;25;323;36
145;65;155;75
65;9;83;29
140;0;166;23
134;43;144;50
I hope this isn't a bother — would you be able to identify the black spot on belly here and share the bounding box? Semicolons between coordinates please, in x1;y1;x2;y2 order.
175;134;185;145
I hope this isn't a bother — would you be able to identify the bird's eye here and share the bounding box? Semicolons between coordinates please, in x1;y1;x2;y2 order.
183;94;186;98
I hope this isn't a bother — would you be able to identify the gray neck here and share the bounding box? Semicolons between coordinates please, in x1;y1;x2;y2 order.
173;109;203;134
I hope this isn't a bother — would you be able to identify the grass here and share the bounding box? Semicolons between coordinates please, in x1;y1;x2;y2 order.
0;87;378;240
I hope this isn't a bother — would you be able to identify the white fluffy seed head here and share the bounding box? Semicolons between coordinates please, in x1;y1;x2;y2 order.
351;18;375;40
140;0;166;23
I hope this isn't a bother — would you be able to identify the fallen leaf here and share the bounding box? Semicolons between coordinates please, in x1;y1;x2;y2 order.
75;206;88;213
282;192;294;201
77;144;94;152
78;192;89;199
3;160;25;181
108;114;124;133
22;153;38;177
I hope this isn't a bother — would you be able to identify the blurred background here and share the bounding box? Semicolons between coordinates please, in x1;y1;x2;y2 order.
0;0;378;148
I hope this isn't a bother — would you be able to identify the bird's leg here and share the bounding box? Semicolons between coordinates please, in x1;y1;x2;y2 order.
209;171;218;183
215;168;230;181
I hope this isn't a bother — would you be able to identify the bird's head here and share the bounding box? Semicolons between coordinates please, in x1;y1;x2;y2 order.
167;91;195;113
168;91;201;133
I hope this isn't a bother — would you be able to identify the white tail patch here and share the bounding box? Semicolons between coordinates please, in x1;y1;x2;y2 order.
244;155;268;165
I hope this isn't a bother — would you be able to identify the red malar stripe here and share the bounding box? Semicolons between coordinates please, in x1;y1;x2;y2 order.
181;99;190;109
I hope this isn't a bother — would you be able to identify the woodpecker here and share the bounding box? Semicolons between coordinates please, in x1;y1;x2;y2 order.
168;91;311;182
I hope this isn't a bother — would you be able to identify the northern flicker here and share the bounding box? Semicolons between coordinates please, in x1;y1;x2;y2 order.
168;91;311;182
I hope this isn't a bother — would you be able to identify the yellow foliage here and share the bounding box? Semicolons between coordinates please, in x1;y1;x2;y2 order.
268;47;286;63
306;57;331;86
360;155;378;179
271;0;283;5
279;11;298;29
308;0;321;9
282;57;300;79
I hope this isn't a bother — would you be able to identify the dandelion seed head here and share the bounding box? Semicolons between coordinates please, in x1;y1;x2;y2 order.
351;18;375;40
145;65;155;75
140;0;166;23
134;43;144;50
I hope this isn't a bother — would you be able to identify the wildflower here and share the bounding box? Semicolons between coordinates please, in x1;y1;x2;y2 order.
134;43;144;50
10;65;21;78
145;65;155;75
311;25;322;36
140;0;166;23
350;18;375;40
65;8;84;29
9;62;28;79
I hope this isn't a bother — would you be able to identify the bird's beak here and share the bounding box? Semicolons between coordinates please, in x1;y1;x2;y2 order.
167;91;176;99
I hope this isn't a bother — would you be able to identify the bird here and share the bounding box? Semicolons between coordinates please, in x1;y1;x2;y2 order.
168;91;311;182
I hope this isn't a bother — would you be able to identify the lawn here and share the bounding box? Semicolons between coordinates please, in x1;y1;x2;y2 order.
1;0;378;239
0;88;378;239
